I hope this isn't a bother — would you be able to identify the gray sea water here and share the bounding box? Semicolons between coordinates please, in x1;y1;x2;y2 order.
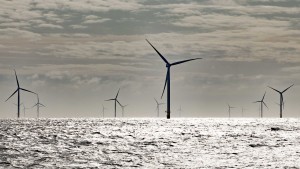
0;118;300;168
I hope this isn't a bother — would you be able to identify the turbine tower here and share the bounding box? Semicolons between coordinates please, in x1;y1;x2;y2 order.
178;105;182;117
268;84;294;118
154;98;164;117
253;91;268;118
146;39;201;119
102;104;107;118
33;94;45;118
22;104;30;118
228;104;235;118
105;88;121;118
5;69;36;118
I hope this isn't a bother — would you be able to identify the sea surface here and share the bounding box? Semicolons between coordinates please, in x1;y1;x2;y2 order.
0;118;300;168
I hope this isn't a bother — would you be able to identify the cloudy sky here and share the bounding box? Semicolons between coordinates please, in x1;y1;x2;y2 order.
0;0;300;118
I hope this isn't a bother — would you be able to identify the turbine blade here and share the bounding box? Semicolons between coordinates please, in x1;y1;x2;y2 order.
146;39;170;65
154;98;158;104
20;88;36;95
5;89;18;102
105;99;115;101
262;91;266;100
39;103;46;107
171;58;202;66
161;69;168;99
268;86;281;93
253;101;260;103
117;100;122;107
115;88;120;99
263;101;268;109
32;103;38;108
14;69;20;88
282;84;294;93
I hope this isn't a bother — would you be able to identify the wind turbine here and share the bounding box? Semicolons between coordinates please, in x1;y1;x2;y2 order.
119;103;128;117
146;39;202;119
32;94;45;118
268;84;294;118
102;104;107;118
154;98;164;117
5;69;36;118
253;92;268;118
22;104;31;118
105;88;121;118
227;104;235;118
178;105;182;117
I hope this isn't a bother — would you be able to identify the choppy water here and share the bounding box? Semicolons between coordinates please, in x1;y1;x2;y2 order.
0;118;300;168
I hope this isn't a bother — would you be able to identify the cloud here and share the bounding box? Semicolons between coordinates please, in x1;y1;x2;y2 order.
38;23;63;29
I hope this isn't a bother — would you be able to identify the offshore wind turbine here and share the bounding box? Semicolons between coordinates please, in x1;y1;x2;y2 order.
253;92;268;118
22;104;30;118
102;104;107;118
119;103;128;117
146;39;202;119
5;69;36;118
178;105;182;117
33;94;45;118
154;98;164;117
268;84;294;118
105;88;121;118
227;104;235;118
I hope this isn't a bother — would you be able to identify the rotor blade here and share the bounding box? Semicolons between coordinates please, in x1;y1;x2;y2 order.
282;84;294;93
161;69;169;99
39;103;46;107
253;101;260;103
105;99;115;101
5;89;18;102
116;100;122;107
20;88;36;95
115;88;120;99
268;86;281;93
263;101;268;109
14;69;20;88
146;39;169;65
262;91;266;100
171;58;202;66
154;98;158;104
32;103;38;108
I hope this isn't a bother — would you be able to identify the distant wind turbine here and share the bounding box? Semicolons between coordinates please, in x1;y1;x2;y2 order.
253;91;268;118
22;104;31;118
105;88;121;118
268;84;294;118
178;105;182;117
146;39;202;119
32;94;45;118
227;104;235;118
5;69;36;118
119;103;128;117
102;104;107;118
154;98;164;117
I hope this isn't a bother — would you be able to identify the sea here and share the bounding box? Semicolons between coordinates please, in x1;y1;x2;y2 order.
0;118;300;168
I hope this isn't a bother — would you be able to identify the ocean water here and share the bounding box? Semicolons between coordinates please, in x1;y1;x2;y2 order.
0;118;300;168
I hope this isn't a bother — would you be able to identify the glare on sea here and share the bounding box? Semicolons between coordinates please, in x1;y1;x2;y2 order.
0;118;300;168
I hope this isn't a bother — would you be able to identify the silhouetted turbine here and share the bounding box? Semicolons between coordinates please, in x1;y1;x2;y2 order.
253;91;268;118
5;69;36;118
105;88;121;118
178;105;182;117
22;104;30;118
268;84;293;118
227;104;235;118
32;94;45;118
146;39;202;119
154;98;164;117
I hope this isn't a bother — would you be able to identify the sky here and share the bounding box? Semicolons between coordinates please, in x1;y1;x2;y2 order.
0;0;300;118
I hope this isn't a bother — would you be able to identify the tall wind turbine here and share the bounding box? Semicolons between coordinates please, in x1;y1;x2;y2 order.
154;98;164;117
32;94;45;118
105;88;121;118
268;84;294;118
5;69;36;118
253;92;268;118
146;39;202;119
227;104;235;118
